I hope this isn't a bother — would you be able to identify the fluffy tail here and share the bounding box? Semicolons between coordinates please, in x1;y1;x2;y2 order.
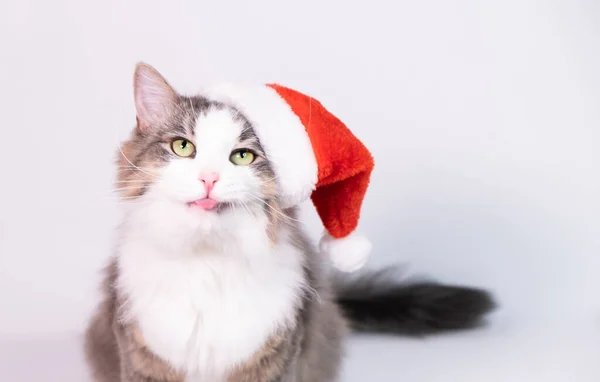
334;269;496;335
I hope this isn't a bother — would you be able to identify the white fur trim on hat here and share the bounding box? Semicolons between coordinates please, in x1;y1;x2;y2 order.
205;83;318;208
319;233;372;273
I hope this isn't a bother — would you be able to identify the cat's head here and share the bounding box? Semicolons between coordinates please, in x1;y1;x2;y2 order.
117;64;284;250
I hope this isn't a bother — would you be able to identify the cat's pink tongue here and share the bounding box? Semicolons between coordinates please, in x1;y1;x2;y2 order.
189;198;218;210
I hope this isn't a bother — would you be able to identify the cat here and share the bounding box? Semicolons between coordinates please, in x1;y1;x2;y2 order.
84;63;495;382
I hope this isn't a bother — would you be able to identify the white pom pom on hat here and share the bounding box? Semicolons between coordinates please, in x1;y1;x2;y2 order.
207;83;375;272
319;233;372;273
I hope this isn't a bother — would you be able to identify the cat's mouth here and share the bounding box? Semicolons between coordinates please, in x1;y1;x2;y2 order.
187;198;232;213
188;198;219;211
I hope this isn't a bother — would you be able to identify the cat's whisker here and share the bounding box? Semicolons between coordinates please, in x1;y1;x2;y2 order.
246;200;285;232
98;199;146;207
115;197;145;205
85;196;140;204
91;188;143;200
105;182;154;194
103;194;144;200
115;171;159;180
256;179;279;187
113;179;150;184
107;186;147;193
111;184;148;189
239;200;259;223
115;165;160;173
245;193;302;223
232;201;243;222
258;176;279;184
113;202;146;207
116;148;161;178
251;176;280;188
246;197;286;221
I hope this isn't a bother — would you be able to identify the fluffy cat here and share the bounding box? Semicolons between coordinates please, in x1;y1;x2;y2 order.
84;63;495;382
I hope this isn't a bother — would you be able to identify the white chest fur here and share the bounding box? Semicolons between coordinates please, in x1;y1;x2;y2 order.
117;228;306;379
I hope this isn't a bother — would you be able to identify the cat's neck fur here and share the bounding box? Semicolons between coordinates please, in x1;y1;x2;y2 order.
116;201;307;379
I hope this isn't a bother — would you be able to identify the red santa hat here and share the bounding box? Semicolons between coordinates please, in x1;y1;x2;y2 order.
206;83;374;272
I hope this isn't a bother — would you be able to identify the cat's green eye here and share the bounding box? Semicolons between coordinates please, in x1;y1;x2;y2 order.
230;150;255;166
171;139;195;158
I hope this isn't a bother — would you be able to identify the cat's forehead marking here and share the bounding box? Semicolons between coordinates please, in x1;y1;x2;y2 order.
190;107;248;165
194;107;244;142
169;96;219;138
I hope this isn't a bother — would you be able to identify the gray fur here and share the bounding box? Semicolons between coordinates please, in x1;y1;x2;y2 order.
84;63;495;382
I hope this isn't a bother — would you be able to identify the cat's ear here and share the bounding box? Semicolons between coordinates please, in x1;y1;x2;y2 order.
133;63;178;131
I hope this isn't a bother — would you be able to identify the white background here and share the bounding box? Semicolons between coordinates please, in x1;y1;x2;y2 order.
1;0;599;381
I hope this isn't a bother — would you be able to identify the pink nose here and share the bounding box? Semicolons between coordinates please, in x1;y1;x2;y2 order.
199;172;219;195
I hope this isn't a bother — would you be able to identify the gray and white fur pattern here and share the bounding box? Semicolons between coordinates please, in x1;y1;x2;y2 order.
84;63;495;382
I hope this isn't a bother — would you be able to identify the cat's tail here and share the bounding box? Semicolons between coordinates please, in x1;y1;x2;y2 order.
334;268;496;335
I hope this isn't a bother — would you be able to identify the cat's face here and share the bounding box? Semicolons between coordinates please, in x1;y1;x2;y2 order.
117;64;280;250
